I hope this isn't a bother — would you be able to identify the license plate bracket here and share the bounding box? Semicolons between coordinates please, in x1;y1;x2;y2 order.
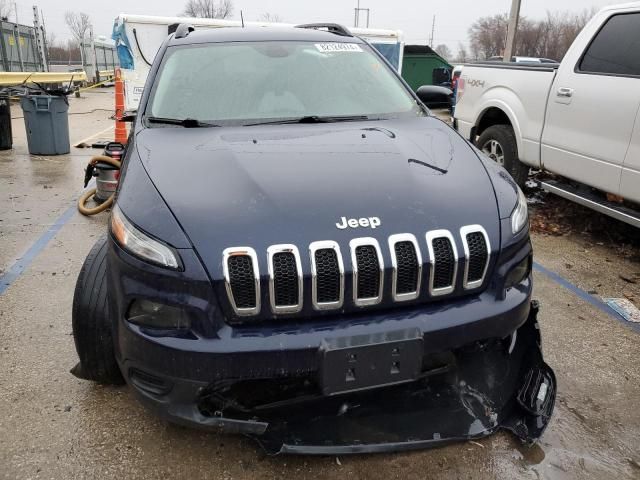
319;329;423;396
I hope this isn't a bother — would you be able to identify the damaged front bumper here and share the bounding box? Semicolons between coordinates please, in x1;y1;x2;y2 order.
124;301;555;455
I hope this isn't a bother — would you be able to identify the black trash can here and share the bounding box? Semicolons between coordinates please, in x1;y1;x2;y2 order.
0;94;12;150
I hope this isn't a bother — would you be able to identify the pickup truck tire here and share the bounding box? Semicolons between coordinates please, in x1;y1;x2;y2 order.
71;235;124;385
477;125;528;187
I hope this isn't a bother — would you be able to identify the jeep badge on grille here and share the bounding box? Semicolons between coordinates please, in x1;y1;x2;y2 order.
336;217;381;229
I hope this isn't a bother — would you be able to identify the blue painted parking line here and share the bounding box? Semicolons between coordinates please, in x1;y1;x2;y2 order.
0;205;77;295
533;261;639;333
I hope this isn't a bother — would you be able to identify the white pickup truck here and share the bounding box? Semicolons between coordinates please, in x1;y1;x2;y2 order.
454;2;640;227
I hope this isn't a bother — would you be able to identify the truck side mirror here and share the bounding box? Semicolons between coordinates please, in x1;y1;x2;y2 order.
416;85;453;109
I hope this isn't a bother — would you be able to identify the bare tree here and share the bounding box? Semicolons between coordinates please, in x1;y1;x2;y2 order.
46;36;82;64
454;43;468;63
258;13;283;23
65;11;91;44
434;44;452;61
0;0;12;21
183;0;233;19
468;8;596;61
468;13;508;60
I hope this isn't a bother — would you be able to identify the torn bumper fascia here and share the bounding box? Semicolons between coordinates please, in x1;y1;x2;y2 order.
146;301;555;455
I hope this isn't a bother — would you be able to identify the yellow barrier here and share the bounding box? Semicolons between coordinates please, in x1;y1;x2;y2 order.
98;70;115;78
0;71;88;86
78;77;114;92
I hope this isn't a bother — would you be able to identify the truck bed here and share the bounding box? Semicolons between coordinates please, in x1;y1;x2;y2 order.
455;62;558;167
463;61;560;71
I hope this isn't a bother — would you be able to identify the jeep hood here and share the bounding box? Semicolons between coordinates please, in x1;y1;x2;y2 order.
135;116;500;278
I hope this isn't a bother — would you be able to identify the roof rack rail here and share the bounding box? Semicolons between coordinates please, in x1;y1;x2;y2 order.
174;23;195;39
295;23;353;37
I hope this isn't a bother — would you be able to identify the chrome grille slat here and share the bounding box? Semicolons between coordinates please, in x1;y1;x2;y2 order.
222;247;260;316
350;237;384;306
425;230;458;296
267;244;303;314
388;234;422;301
460;225;491;290
310;241;344;310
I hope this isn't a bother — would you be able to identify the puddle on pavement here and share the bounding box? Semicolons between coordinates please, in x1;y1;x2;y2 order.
498;400;637;479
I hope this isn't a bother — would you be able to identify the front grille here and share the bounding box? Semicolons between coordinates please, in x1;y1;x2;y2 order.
466;233;488;282
228;256;256;308
223;248;260;316
272;253;298;305
351;239;383;305
223;226;491;317
315;250;341;303
355;246;380;298
426;231;458;296
310;241;344;310
461;226;491;289
432;238;455;288
395;242;419;294
268;245;302;313
389;233;422;302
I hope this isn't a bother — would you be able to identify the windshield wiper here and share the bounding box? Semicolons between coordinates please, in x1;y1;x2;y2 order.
146;117;220;128
245;115;371;126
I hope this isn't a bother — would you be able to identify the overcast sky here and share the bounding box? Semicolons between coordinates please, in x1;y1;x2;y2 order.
17;0;621;52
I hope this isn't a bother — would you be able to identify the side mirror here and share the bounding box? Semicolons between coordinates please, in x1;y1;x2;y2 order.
416;85;453;109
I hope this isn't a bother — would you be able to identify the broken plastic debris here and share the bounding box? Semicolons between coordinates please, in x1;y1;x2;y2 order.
537;382;548;402
604;298;640;323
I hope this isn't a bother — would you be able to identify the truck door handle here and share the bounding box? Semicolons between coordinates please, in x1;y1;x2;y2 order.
557;87;574;98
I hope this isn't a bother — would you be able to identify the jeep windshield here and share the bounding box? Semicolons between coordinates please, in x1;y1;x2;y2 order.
146;40;424;126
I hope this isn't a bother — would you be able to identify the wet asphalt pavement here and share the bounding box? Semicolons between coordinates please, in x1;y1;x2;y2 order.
1;90;639;479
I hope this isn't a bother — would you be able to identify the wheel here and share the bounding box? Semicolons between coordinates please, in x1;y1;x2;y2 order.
476;125;529;188
71;235;124;384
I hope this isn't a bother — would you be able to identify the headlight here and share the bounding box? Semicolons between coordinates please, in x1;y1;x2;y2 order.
111;205;180;269
511;187;529;234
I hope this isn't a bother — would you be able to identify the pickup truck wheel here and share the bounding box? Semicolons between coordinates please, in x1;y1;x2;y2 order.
71;235;124;385
477;125;528;187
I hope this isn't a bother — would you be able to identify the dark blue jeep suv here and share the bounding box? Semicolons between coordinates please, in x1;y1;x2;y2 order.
72;24;555;454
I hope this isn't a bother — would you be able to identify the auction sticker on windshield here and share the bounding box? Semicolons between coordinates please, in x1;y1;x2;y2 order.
315;43;363;53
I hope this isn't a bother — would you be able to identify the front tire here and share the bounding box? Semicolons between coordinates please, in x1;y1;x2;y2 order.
477;125;528;188
71;235;124;384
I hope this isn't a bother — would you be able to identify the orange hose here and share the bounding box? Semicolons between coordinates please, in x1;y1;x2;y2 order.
77;156;121;216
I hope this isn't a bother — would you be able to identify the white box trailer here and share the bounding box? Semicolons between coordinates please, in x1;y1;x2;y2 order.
112;14;404;112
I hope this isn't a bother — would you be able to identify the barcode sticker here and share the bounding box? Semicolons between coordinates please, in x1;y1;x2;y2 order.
315;43;363;53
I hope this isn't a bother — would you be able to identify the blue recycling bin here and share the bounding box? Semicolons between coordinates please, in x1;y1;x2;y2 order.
20;95;70;155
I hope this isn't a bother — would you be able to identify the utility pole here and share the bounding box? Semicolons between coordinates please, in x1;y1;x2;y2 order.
89;24;99;83
40;8;49;71
32;6;48;72
503;0;521;62
429;15;435;46
354;0;370;28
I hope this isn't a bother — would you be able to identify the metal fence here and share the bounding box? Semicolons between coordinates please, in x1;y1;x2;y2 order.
81;40;119;82
0;21;45;72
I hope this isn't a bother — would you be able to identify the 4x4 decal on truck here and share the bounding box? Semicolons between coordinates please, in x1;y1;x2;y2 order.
465;78;486;88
